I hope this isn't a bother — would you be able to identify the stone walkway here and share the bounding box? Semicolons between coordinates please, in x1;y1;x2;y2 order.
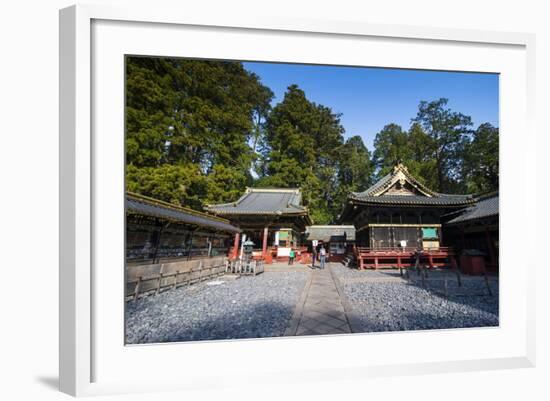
285;264;352;336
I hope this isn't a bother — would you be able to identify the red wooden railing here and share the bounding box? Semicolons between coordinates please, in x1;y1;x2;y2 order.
227;246;310;264
354;246;457;270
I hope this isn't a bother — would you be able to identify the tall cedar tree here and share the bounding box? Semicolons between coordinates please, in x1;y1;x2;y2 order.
125;57;272;207
372;123;412;178
406;122;439;189
258;85;345;224
372;120;473;192
333;136;374;219
463;123;499;193
338;136;373;191
412;98;473;193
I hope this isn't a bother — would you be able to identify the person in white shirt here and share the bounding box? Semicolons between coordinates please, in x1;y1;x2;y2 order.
319;245;326;269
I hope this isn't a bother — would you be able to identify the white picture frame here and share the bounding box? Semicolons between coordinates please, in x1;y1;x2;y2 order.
59;4;536;397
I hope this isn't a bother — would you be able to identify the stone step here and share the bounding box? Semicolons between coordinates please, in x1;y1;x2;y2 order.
219;274;241;280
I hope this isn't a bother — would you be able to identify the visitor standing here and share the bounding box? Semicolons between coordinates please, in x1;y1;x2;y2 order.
311;244;317;268
288;248;295;265
319;245;326;269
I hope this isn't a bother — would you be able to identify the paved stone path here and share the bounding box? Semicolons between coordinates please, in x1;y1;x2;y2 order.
285;264;352;336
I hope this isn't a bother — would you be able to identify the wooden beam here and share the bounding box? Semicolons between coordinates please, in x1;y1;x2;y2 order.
368;223;442;228
186;230;195;261
485;227;497;266
262;226;269;257
150;222;167;264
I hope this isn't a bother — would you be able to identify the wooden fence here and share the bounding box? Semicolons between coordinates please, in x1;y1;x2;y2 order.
126;256;228;301
226;258;264;275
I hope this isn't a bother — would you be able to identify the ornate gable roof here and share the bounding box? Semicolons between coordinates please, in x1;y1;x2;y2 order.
349;163;475;207
354;163;435;197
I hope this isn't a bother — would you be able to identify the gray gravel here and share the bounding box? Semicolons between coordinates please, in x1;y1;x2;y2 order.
331;264;499;332
126;271;308;344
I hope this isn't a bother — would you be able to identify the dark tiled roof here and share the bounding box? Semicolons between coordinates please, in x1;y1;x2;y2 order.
206;188;309;216
359;171;393;195
446;193;499;224
306;225;356;242
350;194;475;206
126;192;240;233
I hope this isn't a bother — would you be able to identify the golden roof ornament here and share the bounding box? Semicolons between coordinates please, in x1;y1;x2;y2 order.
393;162;408;173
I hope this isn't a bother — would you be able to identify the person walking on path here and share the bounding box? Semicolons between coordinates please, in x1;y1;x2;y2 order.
319;245;326;269
288;248;295;265
311;245;317;268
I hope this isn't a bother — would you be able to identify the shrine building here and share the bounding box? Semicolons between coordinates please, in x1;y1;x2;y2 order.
126;192;240;266
339;163;478;269
443;192;499;271
206;188;312;262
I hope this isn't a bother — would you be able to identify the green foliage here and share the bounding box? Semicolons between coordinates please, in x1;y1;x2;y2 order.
126;58;272;171
258;85;348;223
463;123;499;193
126;164;208;210
412;98;473;192
126;163;251;211
338;136;373;189
333;135;374;218
125;58;498;222
371;111;493;195
205;164;251;205
125;57;272;209
126;59;175;166
372;123;436;187
373;123;412;178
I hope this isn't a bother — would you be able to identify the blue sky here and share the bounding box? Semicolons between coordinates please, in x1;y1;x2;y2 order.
243;62;499;150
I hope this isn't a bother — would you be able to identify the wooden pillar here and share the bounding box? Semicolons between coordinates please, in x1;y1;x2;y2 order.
370;227;374;249
232;232;240;260
262;226;269;257
484;227;496;266
151;221;167;264
186;230;195;261
417;213;423;250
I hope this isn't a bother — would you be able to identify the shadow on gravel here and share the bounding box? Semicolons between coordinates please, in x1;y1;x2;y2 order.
127;302;296;345
350;268;498;316
352;280;498;332
403;274;499;316
359;305;499;333
334;266;499;333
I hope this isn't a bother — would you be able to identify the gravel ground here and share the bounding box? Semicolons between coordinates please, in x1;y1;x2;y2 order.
126;271;308;344
331;264;499;332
